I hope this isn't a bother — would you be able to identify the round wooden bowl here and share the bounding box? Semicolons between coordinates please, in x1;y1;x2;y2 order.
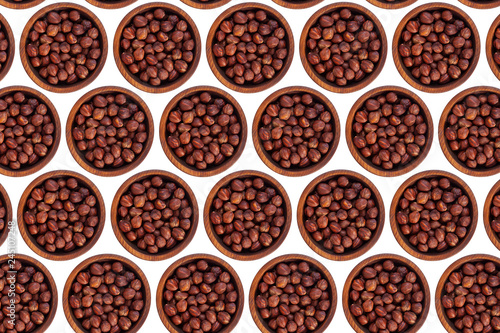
85;0;137;9
271;0;323;9
249;254;337;333
297;170;385;261
300;2;388;94
458;0;500;9
390;170;478;261
206;2;294;93
0;183;12;248
63;254;151;333
160;85;247;177
438;86;500;177
0;253;58;333
392;3;480;94
180;0;232;9
343;253;430;333
0;86;61;177
0;0;44;9
66;86;154;177
365;0;418;9
203;170;292;261
435;254;500;333
0;13;14;82
487;15;500;81
20;3;108;94
157;253;244;332
111;169;199;261
346;85;433;177
253;86;340;177
483;180;500;251
17;170;106;261
114;2;201;94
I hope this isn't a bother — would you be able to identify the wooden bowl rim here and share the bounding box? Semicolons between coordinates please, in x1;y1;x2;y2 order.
252;86;340;177
486;14;500;81
346;85;434;177
343;253;431;333
0;86;61;177
17;170;106;261
0;253;58;333
113;2;201;94
66;86;154;177
483;179;500;251
180;0;232;10
111;169;199;261
389;170;478;261
206;2;295;93
299;2;388;94
20;2;108;94
271;0;324;9
159;85;247;177
85;0;137;9
63;253;151;333
438;86;500;177
435;253;500;333
458;0;500;9
156;253;244;333
203;170;292;261
0;0;44;9
365;0;419;10
0;13;15;82
392;2;481;94
297;169;385;261
0;182;13;247
249;253;337;333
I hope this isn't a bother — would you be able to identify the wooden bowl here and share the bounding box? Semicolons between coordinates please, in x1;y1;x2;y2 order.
435;254;500;333
180;0;232;9
249;254;337;333
0;182;12;248
63;254;151;333
203;170;292;261
66;86;154;177
160;86;247;177
297;170;385;261
20;3;108;93
272;0;323;9
343;253;430;333
114;2;201;94
365;0;419;9
17;170;105;261
483;180;500;251
458;0;500;9
0;253;58;333
487;15;500;81
206;2;294;93
253;86;340;177
438;86;500;177
0;86;61;177
393;3;480;93
0;0;44;9
85;0;137;9
157;253;244;332
111;169;199;261
0;13;14;82
390;170;478;261
346;85;433;177
300;2;388;94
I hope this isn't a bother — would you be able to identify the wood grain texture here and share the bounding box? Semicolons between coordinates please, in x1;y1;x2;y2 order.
389;170;478;261
483;180;500;251
0;183;12;248
0;0;44;9
114;2;201;93
206;2;294;93
85;0;137;9
17;170;105;261
435;254;499;333
365;0;418;9
392;3;480;93
66;86;154;177
203;170;292;261
20;3;108;93
272;0;323;9
0;253;58;333
63;254;151;333
159;86;247;177
180;0;232;9
0;13;14;82
346;85;433;177
297;170;385;261
458;0;500;8
252;86;340;177
156;253;244;333
299;2;388;93
249;254;337;333
487;15;500;81
343;253;430;333
438;86;500;177
111;169;199;261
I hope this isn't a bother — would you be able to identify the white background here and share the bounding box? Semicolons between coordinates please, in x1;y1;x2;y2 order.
1;0;500;332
